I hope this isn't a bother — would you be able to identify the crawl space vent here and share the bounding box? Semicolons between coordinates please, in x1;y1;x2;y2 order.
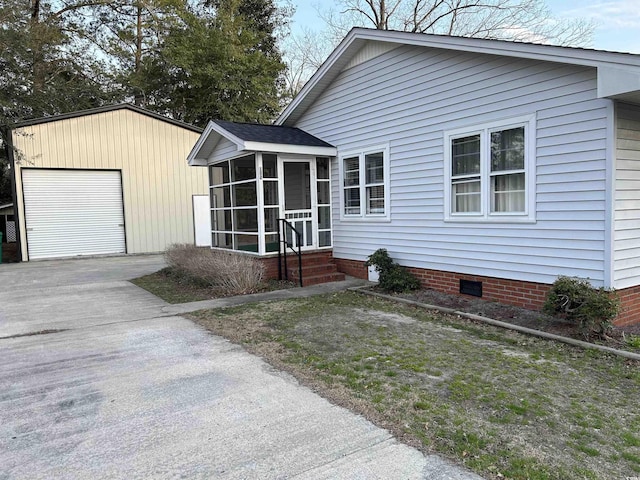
460;279;482;297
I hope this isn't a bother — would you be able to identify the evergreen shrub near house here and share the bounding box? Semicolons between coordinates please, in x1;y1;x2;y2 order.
165;244;264;295
366;248;420;293
543;276;620;338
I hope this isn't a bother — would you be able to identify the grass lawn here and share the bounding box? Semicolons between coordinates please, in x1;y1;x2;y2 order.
188;291;640;480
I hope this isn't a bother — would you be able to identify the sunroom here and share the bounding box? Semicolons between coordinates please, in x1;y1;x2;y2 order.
187;121;337;256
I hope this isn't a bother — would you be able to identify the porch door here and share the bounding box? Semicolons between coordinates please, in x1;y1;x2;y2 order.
282;160;315;249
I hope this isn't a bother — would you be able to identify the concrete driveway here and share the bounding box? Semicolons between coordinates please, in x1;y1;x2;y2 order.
0;256;482;479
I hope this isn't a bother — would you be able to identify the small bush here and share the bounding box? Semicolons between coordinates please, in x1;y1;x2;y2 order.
165;244;265;295
624;334;640;350
543;276;620;338
366;248;420;293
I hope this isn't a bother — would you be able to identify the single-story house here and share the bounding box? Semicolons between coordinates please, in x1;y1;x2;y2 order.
8;104;210;261
188;28;640;325
0;203;16;243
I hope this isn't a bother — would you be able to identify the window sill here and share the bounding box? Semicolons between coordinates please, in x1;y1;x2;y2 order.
340;216;392;223
444;216;536;224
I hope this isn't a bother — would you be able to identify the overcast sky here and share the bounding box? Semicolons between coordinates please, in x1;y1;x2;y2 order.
288;0;640;53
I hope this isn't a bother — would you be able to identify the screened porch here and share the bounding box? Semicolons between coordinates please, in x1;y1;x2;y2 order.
208;153;333;256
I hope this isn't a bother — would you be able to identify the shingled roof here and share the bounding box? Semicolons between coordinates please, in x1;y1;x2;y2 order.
187;120;336;165
215;121;333;148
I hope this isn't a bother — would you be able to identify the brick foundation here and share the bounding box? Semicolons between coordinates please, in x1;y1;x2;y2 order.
616;284;640;326
258;250;338;284
333;257;640;326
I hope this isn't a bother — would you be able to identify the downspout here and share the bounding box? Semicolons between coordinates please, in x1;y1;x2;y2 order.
5;127;23;262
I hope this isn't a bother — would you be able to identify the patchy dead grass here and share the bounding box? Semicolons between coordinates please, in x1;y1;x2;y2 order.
130;268;296;304
188;291;640;480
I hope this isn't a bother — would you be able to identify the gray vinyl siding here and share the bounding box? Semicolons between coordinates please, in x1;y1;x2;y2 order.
295;44;611;286
210;138;239;163
614;102;640;288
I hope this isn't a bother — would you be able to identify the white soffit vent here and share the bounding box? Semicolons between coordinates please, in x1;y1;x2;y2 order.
22;169;126;260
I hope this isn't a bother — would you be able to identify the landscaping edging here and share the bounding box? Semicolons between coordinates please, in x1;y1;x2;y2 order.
350;287;640;361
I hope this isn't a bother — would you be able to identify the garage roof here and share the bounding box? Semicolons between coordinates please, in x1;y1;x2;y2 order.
11;104;202;133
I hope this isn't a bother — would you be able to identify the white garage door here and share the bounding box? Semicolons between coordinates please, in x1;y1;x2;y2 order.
23;169;126;260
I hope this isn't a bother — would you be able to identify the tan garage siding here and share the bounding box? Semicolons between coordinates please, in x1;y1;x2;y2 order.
12;107;207;260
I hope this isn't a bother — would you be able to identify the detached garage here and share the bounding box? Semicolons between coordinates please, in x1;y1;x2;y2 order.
9;104;209;261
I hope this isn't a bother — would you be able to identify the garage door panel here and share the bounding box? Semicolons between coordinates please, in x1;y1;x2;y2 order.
23;170;126;260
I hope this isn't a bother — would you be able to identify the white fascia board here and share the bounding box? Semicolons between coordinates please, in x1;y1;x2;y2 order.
188;158;209;166
243;141;337;156
277;28;640;126
187;121;217;165
598;65;640;98
187;120;246;166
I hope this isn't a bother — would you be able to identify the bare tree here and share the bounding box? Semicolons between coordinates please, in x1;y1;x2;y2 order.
281;27;333;100
322;0;593;47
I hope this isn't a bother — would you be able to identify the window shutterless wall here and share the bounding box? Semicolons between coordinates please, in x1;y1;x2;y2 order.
443;115;536;223
338;144;390;222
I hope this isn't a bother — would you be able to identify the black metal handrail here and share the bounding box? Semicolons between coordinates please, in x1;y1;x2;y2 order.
277;218;303;287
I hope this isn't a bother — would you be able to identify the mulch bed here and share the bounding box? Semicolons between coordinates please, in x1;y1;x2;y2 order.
385;287;640;350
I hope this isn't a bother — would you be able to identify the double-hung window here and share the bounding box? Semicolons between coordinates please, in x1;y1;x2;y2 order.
340;145;390;221
445;115;535;222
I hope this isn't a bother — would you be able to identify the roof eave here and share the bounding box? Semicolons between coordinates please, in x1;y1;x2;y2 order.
187;121;246;166
243;141;336;156
598;65;640;103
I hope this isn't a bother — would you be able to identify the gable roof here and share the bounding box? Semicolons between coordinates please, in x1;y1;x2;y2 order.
277;28;640;126
187;120;336;166
11;103;202;133
215;121;334;147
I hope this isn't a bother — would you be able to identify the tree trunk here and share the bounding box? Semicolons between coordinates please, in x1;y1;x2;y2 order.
30;0;46;93
134;1;143;105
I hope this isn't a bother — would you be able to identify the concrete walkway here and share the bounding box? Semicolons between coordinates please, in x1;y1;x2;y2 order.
0;255;483;479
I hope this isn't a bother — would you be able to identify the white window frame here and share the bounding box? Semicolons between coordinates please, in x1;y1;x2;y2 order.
444;115;536;223
339;144;391;222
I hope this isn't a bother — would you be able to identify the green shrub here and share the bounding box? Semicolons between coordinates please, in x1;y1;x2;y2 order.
366;248;420;293
543;276;620;338
624;334;640;350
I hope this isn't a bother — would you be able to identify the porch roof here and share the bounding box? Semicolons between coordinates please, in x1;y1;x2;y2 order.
188;120;337;166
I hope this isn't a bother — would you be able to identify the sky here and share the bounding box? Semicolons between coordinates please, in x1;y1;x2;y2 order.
288;0;640;54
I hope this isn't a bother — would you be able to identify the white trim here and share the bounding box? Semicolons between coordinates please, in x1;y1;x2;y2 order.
256;153;266;255
187;121;225;165
243;141;336;156
604;100;616;289
598;66;640;98
338;144;391;223
443;114;536;223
